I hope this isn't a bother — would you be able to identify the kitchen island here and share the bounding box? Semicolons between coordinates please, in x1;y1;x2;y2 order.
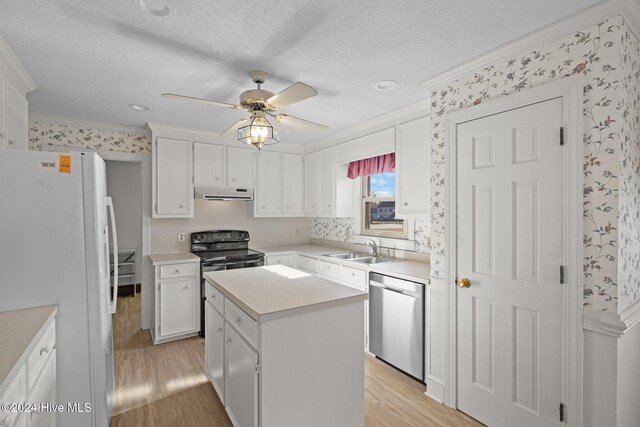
204;265;368;427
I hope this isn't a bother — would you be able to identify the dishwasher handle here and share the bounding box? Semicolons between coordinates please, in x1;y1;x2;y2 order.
369;281;422;299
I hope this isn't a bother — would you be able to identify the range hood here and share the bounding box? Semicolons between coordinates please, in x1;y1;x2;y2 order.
195;186;254;201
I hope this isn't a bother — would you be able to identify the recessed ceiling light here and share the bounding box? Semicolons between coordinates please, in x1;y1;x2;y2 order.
374;80;398;91
129;103;149;111
132;0;170;17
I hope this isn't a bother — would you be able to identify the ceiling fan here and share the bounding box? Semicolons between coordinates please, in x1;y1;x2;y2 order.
162;70;328;149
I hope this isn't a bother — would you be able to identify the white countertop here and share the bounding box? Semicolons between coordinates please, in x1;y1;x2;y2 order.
149;252;200;265
205;265;368;322
0;305;57;396
255;244;430;284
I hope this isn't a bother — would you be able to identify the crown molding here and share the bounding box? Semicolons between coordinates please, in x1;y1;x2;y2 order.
583;299;640;338
30;114;149;135
303;98;430;153
421;0;629;91
0;32;36;94
621;0;640;38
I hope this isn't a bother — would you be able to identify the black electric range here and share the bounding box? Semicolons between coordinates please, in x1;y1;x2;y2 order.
191;230;264;337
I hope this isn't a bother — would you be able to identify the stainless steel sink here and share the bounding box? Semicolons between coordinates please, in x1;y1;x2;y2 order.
324;252;396;264
325;252;370;259
349;256;396;265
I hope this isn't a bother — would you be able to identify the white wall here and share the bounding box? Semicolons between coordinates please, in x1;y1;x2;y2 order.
106;160;143;284
151;200;311;253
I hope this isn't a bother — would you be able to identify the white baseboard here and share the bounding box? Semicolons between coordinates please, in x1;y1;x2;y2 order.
424;378;444;404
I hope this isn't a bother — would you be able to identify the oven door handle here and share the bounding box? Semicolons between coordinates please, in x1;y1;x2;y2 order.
204;259;263;267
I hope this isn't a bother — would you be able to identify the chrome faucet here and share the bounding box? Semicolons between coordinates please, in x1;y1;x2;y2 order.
365;239;379;257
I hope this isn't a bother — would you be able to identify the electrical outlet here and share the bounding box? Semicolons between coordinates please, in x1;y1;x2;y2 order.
178;232;186;242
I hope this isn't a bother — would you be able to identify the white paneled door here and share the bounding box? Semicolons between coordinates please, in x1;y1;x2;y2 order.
456;98;564;426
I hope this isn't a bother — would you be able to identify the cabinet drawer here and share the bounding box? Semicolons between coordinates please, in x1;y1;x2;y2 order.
340;265;367;289
224;299;257;348
160;262;197;279
297;255;319;273
0;364;26;427
319;259;340;280
265;254;294;268
205;283;225;314
26;320;55;390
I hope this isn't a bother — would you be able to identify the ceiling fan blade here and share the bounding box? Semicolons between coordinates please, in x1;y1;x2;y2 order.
221;117;250;136
162;93;241;110
267;82;318;108
274;114;328;131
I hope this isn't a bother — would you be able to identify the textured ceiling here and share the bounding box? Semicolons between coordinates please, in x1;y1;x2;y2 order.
0;0;599;144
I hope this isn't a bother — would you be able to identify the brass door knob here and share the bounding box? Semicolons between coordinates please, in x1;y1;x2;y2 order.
457;278;471;289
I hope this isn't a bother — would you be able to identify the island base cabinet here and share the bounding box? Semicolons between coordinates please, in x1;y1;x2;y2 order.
205;301;225;399
260;303;364;427
224;324;258;427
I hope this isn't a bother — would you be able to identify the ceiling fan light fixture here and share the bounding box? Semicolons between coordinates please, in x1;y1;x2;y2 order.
238;113;280;150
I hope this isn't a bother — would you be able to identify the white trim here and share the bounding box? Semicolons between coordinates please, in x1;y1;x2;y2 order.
30;114;149;135
421;0;631;91
0;34;36;94
303;99;430;153
621;0;640;37
443;76;584;426
584;300;640;337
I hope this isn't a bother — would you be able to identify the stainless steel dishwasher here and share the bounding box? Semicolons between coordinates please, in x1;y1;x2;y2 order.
369;272;424;381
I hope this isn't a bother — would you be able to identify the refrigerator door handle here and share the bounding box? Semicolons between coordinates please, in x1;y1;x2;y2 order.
106;196;119;314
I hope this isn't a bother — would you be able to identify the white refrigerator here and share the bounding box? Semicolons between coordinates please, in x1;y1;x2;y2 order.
0;150;119;427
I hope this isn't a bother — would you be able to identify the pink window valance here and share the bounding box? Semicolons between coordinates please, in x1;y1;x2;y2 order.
347;153;396;179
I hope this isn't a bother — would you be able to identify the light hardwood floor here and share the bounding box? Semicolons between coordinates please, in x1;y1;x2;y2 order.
110;296;482;427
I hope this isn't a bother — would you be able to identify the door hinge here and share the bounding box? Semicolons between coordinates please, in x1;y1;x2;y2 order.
157;284;161;292
255;363;260;374
560;266;565;284
560;127;564;146
559;402;565;422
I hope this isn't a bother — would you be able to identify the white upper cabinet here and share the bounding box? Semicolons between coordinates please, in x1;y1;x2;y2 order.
227;147;255;189
304;152;319;216
153;137;194;218
0;36;35;151
194;142;225;187
255;150;281;216
396;116;430;215
318;147;336;217
281;153;304;216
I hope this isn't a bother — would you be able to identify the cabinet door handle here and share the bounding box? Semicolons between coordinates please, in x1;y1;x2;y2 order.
40;345;50;356
211;294;216;300
178;204;184;209
8;139;15;146
404;202;408;206
175;269;180;273
182;285;189;290
217;327;223;333
0;132;5;139
215;177;219;181
235;318;241;325
226;337;232;344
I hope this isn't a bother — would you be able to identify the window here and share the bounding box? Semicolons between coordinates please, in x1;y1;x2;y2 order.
361;172;407;238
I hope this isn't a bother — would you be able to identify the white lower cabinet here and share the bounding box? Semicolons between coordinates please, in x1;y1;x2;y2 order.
224;323;258;427
0;310;56;427
153;261;200;344
205;301;225;399
27;349;56;427
265;254;294;268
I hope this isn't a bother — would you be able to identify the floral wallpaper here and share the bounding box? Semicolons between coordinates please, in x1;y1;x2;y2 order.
29;121;150;153
617;23;640;313
310;217;431;254
429;16;627;312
